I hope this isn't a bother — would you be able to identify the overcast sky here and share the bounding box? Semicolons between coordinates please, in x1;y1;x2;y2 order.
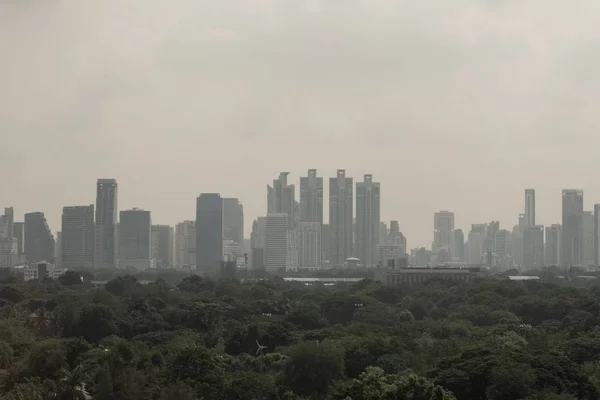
1;0;600;247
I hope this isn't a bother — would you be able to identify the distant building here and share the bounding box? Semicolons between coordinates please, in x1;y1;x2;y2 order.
95;179;118;268
300;169;323;224
523;225;544;269
119;208;153;271
583;211;595;266
0;207;14;239
494;229;511;270
296;222;322;270
268;173;295;229
330;170;354;266
562;189;584;267
13;222;25;259
151;225;173;269
24;212;55;263
0;238;19;269
265;213;289;272
433;211;454;258
545;224;561;266
595;205;600;266
61;205;95;269
375;267;480;286
468;230;483;265
174;221;195;268
356;174;381;268
222;198;244;246
525;189;536;227
450;229;465;262
196;193;223;273
250;217;266;270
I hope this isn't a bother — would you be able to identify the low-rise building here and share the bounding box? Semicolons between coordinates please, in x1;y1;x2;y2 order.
375;267;481;286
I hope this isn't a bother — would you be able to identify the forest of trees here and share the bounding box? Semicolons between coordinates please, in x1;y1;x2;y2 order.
2;271;600;399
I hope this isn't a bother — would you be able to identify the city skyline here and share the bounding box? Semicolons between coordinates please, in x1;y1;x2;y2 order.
4;176;600;249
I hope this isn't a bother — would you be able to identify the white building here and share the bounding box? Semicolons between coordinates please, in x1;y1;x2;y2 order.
265;213;291;272
174;220;196;269
297;222;322;270
15;261;67;281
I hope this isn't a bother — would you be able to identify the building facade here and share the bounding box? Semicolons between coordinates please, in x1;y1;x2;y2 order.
545;224;561;266
119;208;152;270
196;193;223;273
61;205;95;269
329;170;353;267
296;222;322;270
355;174;381;268
174;220;196;268
152;225;173;269
222;198;244;247
562;189;584;267
95;179;118;268
24;212;55;263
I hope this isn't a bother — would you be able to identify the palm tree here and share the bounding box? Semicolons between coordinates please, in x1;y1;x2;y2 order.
57;366;91;400
26;307;54;337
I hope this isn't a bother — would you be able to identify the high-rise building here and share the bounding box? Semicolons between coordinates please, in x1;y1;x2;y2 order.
562;189;584;267
196;193;223;272
61;205;95;269
433;211;454;250
356;174;381;268
152;225;173;269
525;189;535;227
55;232;62;268
95;179;118;268
118;208;152;270
0;207;14;239
595;205;600;266
583;211;595;266
494;229;511;269
523;225;544;269
468;230;483;265
222;198;244;246
13;222;24;257
329;170;353;266
24;212;55;263
174;221;196;268
390;220;400;236
265;213;290;272
450;229;465;262
267;172;296;229
250;217;266;270
296;222;322;270
300;169;323;224
0;238;18;269
545;224;561;266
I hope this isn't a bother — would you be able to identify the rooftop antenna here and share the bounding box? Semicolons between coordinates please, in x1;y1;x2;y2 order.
255;340;268;372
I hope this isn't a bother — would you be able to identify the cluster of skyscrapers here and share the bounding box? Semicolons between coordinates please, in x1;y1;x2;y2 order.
421;189;600;271
251;170;407;273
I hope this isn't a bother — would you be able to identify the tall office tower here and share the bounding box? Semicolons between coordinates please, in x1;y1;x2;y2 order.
523;226;544;269
24;212;55;263
13;222;24;261
450;229;465;261
595;205;600;266
329;170;354;267
95;178;118;268
546;224;561;266
356;175;381;268
583;211;595;266
152;225;173;269
0;207;14;238
0;237;18;268
55;232;62;268
433;211;455;249
61;205;95;269
390;220;400;237
468;230;483;265
494;229;511;270
174;221;196;268
196;193;223;273
250;217;267;270
525;189;536;227
267;172;296;229
296;222;322;270
265;213;291;272
222;198;244;246
300;169;324;224
118;208;152;270
562;189;584;267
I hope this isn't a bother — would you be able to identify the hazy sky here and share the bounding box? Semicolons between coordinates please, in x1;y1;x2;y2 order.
2;0;600;247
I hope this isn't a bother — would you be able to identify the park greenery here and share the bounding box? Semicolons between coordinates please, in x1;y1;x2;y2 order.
2;270;600;399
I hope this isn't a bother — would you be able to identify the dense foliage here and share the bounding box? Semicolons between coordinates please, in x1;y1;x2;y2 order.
2;272;600;399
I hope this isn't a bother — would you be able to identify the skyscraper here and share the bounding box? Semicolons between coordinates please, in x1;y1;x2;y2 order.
595;205;600;266
268;172;295;229
433;211;455;262
356;174;381;268
523;225;544;269
0;207;14;239
300;169;323;224
196;193;223;272
152;225;173;269
119;208;152;270
222;198;244;246
24;212;55;263
450;229;465;262
265;213;291;272
525;189;535;227
583;211;595;266
329;170;353;266
95;179;118;268
174;221;196;268
545;224;561;266
250;217;267;270
61;205;95;269
296;222;322;270
562;189;584;267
